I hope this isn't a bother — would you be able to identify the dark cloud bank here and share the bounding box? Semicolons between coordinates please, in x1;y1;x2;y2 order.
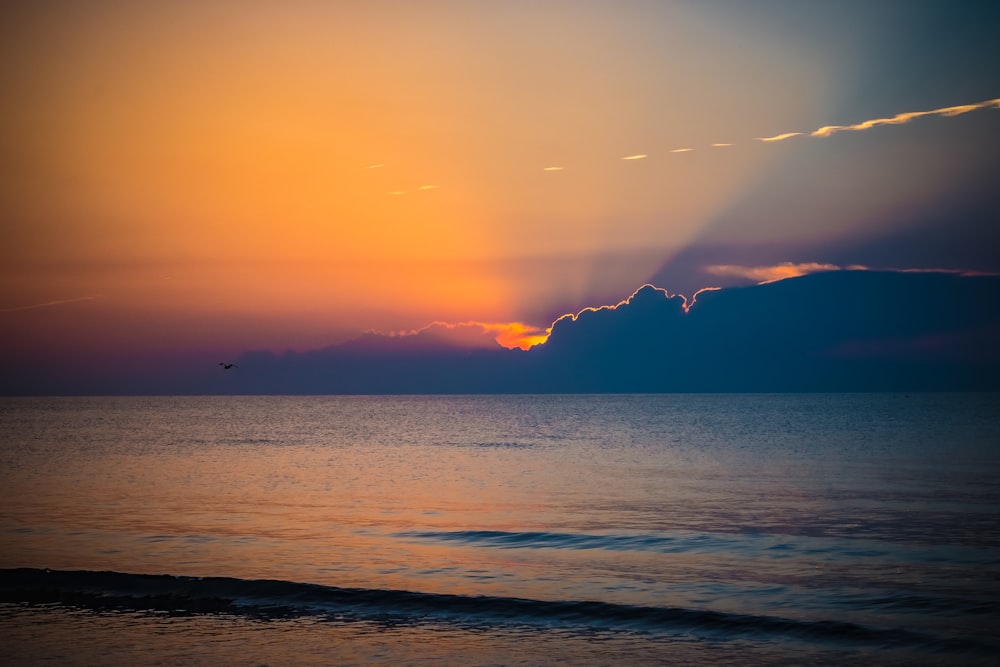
207;270;999;395
5;270;998;395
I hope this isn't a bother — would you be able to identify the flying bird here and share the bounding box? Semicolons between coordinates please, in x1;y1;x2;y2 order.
219;363;238;369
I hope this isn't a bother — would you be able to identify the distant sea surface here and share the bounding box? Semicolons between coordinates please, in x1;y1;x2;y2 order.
2;394;999;666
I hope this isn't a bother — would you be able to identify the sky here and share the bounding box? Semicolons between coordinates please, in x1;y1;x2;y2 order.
2;0;999;392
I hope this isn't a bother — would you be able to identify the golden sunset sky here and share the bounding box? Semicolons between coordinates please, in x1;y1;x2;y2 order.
2;1;999;376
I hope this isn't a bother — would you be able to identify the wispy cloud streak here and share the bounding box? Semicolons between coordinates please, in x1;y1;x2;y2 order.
811;98;1000;137
756;132;803;143
705;263;997;285
1;295;102;314
705;262;845;283
363;98;999;189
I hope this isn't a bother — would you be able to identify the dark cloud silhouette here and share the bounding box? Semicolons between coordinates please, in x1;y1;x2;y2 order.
4;270;998;395
213;270;1000;395
672;270;1000;391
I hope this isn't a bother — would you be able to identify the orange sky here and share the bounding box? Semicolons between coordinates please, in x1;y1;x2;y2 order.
2;1;998;365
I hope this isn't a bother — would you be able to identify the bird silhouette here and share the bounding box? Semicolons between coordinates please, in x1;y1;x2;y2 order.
219;363;238;369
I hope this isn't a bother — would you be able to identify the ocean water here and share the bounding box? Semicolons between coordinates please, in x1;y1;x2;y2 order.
1;393;998;666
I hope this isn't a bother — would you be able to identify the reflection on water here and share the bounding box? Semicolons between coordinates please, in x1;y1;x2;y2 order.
4;602;852;667
1;394;999;664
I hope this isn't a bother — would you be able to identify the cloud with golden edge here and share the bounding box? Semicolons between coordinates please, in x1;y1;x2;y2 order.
546;283;705;334
621;154;648;160
810;98;1000;138
687;286;723;309
385;320;550;351
377;264;998;353
418;185;440;190
705;262;845;283
711;143;733;147
670;148;693;153
542;166;564;171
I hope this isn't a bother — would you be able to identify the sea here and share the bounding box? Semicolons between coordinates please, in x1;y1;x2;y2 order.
1;394;998;666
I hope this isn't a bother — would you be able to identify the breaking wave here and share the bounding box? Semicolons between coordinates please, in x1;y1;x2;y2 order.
1;568;993;657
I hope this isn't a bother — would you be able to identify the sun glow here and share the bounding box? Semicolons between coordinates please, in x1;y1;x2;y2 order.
492;323;551;350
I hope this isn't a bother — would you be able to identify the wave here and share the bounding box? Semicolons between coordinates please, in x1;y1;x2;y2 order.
0;568;992;656
395;529;732;553
393;528;994;565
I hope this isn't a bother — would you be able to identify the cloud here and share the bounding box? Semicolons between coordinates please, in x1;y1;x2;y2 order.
441;321;549;351
11;272;1000;394
546;283;688;344
532;270;1000;391
704;263;999;286
361;98;999;192
361;320;549;351
488;322;551;350
0;295;102;314
810;98;1000;138
704;262;844;283
548;284;679;326
386;184;441;195
755;132;803;143
550;283;715;317
897;267;1000;277
687;286;722;308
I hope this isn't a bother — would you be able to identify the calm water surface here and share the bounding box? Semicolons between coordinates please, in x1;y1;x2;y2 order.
1;394;998;665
